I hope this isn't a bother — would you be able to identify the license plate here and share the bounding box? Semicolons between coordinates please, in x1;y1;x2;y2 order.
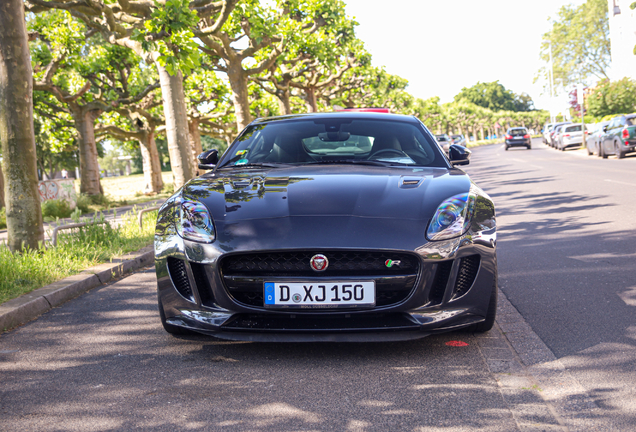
264;282;375;308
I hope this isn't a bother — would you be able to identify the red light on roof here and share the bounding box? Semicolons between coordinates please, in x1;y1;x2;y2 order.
337;107;391;113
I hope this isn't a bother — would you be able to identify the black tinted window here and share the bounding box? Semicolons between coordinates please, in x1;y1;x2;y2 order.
219;119;446;168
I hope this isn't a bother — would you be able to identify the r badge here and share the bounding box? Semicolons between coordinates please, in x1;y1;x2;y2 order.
310;254;329;272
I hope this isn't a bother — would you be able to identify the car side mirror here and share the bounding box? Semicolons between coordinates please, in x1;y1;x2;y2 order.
198;149;218;170
602;125;608;132
448;144;471;166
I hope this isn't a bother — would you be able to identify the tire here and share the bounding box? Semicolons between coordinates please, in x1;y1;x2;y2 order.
504;145;509;151
601;143;608;159
527;145;531;150
158;294;195;335
468;276;498;333
616;142;625;159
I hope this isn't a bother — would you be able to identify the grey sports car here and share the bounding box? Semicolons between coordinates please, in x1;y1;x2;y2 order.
154;112;497;342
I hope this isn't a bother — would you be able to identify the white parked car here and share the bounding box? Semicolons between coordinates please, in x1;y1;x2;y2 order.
557;124;587;151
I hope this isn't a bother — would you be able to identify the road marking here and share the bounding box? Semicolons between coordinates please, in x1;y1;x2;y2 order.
618;287;636;307
604;179;636;187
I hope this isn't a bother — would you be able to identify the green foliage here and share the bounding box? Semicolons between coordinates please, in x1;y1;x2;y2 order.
132;0;200;75
587;78;636;118
454;81;534;112
0;208;6;230
75;194;92;214
0;210;157;304
41;199;73;220
537;0;610;92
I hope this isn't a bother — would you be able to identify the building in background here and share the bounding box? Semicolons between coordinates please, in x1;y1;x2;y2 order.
607;0;636;80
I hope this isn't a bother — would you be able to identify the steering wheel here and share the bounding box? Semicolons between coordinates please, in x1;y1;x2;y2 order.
369;148;409;159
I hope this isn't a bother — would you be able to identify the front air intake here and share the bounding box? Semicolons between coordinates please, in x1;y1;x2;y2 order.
429;260;453;305
167;257;195;302
452;255;480;299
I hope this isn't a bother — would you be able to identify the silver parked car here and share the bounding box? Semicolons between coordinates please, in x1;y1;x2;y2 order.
586;121;609;156
557;124;586;151
548;122;572;147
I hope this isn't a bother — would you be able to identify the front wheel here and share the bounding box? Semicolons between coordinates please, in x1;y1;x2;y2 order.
468;277;498;333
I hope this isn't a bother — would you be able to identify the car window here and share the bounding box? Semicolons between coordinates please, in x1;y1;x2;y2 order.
509;129;527;136
218;119;447;168
565;125;582;132
626;117;635;126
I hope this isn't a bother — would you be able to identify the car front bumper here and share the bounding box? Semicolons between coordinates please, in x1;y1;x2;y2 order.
155;227;497;342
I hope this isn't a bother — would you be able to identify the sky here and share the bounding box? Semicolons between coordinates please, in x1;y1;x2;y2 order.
341;0;588;112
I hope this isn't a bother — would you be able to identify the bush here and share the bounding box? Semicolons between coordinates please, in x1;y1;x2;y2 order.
0;207;6;230
75;194;92;214
41;199;73;220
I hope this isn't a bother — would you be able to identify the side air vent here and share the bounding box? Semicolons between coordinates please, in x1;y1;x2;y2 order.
191;263;215;307
429;260;453;305
167;257;194;302
452;255;481;299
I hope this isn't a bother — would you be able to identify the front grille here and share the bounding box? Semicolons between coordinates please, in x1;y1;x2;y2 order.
167;257;194;302
452;255;480;299
222;251;418;275
220;251;420;309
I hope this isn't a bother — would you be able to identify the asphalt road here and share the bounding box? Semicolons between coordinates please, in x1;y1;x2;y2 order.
463;138;636;428
1;139;635;431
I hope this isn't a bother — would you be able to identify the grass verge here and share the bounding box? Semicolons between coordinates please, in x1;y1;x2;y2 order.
0;209;157;305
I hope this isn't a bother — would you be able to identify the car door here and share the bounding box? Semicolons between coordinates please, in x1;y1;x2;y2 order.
602;119;616;155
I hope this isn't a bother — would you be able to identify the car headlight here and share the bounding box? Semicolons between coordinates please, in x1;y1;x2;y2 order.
175;199;215;243
426;189;476;241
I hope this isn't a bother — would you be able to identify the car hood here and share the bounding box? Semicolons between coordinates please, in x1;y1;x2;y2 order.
180;165;472;251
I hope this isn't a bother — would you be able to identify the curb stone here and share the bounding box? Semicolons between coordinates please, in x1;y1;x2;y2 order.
0;245;154;332
481;289;604;432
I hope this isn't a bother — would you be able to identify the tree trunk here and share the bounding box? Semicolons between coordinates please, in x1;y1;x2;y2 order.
188;118;203;162
156;62;194;190
277;90;292;115
0;162;4;210
0;0;44;250
139;130;163;194
479;126;484;141
304;87;318;112
226;62;252;131
73;109;103;196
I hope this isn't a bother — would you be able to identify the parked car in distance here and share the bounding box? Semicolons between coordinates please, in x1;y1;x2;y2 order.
600;114;636;159
504;127;531;150
586;121;609;156
557;123;587;151
543;122;556;144
548;122;572;147
435;134;452;153
154;111;497;341
451;134;467;146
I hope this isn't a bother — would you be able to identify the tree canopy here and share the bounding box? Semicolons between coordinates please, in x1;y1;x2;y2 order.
536;0;610;93
454;81;534;112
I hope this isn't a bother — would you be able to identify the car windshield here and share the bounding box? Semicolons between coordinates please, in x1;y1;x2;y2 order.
565;125;583;132
626;117;635;126
509;129;527;136
436;135;449;141
218;118;447;168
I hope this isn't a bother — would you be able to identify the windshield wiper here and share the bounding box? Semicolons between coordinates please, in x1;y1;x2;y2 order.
220;162;289;169
305;159;411;167
305;159;387;166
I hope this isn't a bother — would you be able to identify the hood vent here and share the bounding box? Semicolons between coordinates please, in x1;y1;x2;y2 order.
400;177;423;189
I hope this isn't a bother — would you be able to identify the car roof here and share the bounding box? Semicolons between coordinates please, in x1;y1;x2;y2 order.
251;111;419;126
